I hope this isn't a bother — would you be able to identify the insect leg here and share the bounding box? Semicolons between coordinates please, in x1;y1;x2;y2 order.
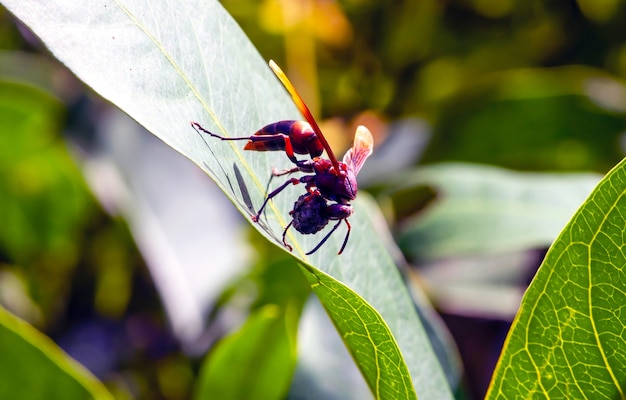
305;219;344;255
262;164;299;208
193;121;309;166
191;122;253;141
261;165;297;205
282;220;294;251
338;219;351;255
272;165;301;177
253;177;300;222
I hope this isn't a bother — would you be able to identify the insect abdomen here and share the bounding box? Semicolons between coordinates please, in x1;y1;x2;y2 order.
243;120;298;152
244;120;322;157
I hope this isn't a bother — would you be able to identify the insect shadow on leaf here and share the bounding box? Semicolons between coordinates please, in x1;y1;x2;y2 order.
192;120;256;215
233;162;255;214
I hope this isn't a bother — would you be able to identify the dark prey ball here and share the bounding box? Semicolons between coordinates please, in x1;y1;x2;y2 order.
290;194;329;234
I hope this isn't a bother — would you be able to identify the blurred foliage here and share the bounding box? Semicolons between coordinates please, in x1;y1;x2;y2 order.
195;236;311;399
1;0;626;399
0;78;92;322
226;0;626;172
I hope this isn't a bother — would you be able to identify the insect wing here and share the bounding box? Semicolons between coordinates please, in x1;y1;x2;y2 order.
268;60;340;169
343;125;374;176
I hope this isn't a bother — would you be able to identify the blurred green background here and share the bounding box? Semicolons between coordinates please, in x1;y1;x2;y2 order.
1;0;625;399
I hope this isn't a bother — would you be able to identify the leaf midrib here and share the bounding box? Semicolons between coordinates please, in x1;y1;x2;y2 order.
111;0;307;256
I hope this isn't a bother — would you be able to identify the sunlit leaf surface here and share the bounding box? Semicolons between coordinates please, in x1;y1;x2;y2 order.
487;158;626;399
2;0;453;397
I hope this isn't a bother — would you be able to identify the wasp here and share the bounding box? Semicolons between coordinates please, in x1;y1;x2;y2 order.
192;60;373;255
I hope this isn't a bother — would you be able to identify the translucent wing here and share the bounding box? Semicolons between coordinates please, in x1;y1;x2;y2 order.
343;125;374;176
268;60;340;170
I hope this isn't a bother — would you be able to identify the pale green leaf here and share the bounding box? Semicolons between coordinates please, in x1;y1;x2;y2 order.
1;0;453;398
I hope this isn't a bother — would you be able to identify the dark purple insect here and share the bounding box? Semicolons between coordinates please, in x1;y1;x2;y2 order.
191;61;373;254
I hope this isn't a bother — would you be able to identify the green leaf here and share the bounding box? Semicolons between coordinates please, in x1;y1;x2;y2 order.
194;257;309;399
301;264;417;399
391;163;601;261
0;306;113;400
486;158;626;398
195;305;298;400
2;0;452;398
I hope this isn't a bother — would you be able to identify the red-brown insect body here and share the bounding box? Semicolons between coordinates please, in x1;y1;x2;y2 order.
310;159;357;203
244;120;324;161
